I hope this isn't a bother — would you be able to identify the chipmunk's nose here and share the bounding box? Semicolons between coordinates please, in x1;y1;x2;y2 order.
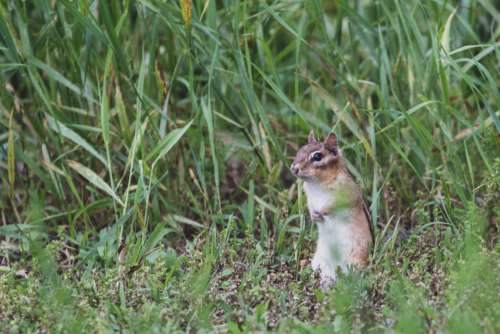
290;163;299;175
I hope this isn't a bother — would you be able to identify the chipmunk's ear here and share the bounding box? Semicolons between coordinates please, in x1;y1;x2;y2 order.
323;133;338;153
308;130;317;144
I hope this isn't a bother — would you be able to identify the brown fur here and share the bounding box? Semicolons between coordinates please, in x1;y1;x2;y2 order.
347;206;372;266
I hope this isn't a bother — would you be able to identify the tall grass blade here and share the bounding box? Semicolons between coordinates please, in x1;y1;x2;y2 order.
7;111;15;196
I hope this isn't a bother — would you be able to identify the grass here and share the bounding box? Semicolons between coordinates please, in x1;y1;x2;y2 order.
0;0;499;332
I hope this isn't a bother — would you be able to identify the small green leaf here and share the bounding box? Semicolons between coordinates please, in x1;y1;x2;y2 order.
101;85;110;146
440;8;458;55
115;85;130;142
68;160;123;206
47;116;107;166
146;120;193;163
143;223;171;254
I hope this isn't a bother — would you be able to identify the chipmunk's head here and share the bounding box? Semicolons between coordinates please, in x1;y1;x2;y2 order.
290;131;341;184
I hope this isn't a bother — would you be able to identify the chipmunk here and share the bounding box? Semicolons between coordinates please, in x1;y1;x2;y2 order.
290;131;373;286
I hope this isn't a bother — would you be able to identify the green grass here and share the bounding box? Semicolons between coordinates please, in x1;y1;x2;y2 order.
0;0;499;332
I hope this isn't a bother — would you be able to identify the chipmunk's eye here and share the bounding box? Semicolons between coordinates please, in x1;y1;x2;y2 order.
311;152;323;162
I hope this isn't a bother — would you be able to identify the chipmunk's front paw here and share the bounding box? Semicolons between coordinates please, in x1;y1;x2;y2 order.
310;210;324;222
319;276;336;290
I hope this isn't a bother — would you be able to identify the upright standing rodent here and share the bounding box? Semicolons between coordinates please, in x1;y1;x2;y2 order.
291;131;373;286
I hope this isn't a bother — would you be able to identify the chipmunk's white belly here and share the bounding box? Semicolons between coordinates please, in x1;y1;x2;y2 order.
315;215;352;269
304;182;332;213
304;182;354;281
